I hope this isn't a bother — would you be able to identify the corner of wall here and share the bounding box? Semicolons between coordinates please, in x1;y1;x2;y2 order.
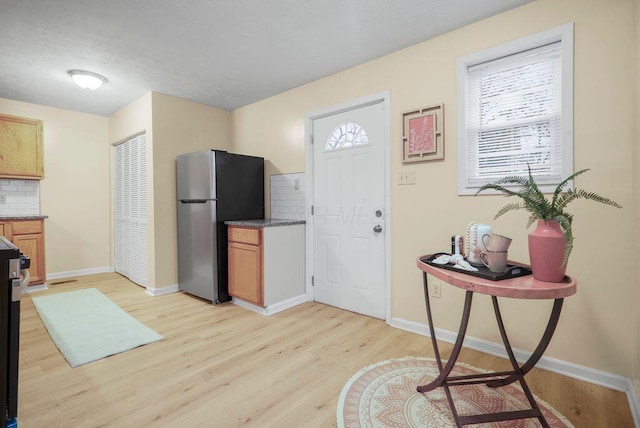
108;91;155;287
633;0;640;393
149;94;233;289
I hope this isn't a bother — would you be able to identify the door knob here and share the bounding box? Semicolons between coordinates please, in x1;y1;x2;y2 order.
373;224;382;233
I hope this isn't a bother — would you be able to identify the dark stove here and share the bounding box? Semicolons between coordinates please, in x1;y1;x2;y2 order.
0;236;21;428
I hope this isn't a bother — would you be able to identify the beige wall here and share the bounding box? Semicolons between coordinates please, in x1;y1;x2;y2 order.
233;103;306;217
231;0;637;378
150;92;232;289
0;98;111;275
634;0;640;395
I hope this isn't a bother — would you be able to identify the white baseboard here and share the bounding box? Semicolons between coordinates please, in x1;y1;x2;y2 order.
22;283;48;293
232;294;307;316
264;294;308;315
47;266;115;281
628;382;640;428
390;317;640;426
46;268;181;298
145;284;179;297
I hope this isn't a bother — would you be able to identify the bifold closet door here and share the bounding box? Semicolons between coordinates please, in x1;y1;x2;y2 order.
114;133;148;287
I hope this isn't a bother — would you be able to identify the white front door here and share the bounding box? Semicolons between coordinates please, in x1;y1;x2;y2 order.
311;101;387;319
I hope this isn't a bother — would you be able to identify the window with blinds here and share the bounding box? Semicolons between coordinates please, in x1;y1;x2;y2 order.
114;133;148;287
457;24;574;195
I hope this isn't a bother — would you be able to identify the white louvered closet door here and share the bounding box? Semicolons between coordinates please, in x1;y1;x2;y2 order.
114;133;148;287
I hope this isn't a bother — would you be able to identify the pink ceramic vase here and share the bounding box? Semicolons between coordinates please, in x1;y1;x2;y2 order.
528;220;568;283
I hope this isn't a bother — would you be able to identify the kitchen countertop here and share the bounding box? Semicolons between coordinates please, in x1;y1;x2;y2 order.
225;218;305;227
0;215;48;220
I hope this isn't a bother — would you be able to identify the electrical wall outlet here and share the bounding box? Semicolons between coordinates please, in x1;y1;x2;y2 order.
0;194;6;205
398;171;417;185
430;281;441;298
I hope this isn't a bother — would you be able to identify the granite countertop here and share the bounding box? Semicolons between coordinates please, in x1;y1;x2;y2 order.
225;218;305;227
0;215;48;220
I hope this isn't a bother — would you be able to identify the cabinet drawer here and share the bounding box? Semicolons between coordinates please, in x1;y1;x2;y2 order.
228;226;261;245
11;220;42;235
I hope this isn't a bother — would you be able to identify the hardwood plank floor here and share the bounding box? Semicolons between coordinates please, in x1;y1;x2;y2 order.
17;273;634;427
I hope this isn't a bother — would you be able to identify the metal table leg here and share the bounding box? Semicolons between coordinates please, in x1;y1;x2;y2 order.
416;272;564;427
486;298;564;388
416;272;474;427
483;296;560;427
416;272;473;393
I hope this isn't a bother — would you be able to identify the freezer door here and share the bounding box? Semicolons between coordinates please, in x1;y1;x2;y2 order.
176;150;216;201
177;200;217;302
215;152;265;221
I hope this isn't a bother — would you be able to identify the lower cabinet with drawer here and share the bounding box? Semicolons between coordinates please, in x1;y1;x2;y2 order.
227;223;305;314
0;219;46;285
228;226;263;306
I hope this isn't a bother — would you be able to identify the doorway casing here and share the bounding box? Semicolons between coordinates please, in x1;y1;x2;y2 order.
304;91;392;323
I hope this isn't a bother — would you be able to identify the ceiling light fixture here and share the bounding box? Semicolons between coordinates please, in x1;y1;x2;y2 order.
68;70;107;90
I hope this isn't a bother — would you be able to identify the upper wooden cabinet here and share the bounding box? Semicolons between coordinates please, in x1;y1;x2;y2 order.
0;114;44;180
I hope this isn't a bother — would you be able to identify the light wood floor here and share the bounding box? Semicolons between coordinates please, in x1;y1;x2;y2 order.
17;273;634;427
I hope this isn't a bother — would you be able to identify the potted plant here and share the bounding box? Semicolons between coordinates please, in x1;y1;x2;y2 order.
475;167;621;282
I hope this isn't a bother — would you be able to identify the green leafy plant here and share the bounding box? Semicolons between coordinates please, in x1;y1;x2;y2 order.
475;166;622;264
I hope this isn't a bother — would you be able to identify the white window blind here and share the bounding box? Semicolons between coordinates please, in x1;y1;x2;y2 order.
457;23;573;195
114;133;148;287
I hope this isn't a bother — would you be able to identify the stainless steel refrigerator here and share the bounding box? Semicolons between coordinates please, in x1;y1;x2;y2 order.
176;150;264;303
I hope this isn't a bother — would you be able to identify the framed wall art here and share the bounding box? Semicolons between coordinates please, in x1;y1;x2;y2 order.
402;104;444;163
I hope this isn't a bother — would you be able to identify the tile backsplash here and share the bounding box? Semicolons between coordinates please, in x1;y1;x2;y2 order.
0;179;40;216
270;173;305;221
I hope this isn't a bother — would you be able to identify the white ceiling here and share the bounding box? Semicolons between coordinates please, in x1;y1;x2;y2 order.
0;0;533;116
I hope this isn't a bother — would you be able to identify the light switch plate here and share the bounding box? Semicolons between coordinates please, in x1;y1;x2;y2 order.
398;171;416;185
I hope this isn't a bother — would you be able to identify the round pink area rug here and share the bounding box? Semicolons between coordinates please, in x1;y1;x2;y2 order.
337;357;573;427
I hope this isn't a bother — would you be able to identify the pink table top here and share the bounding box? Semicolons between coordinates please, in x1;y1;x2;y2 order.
417;255;577;299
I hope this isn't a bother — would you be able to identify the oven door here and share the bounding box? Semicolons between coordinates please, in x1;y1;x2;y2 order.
7;276;20;421
1;240;21;426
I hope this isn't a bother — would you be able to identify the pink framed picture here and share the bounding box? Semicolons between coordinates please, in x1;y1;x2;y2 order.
402;104;444;163
408;113;436;154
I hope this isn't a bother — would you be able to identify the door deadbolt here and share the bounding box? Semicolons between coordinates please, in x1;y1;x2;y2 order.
375;210;382;217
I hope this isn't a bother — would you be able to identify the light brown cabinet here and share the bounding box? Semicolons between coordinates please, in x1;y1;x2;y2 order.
0;219;46;285
0;114;44;180
228;222;306;314
228;226;263;306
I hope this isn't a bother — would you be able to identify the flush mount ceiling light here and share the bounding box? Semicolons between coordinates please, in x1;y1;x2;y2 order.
68;70;107;90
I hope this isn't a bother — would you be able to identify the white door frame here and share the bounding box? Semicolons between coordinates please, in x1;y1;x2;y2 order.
304;91;392;323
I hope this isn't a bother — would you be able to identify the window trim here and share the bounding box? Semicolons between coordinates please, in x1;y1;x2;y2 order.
456;23;574;195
